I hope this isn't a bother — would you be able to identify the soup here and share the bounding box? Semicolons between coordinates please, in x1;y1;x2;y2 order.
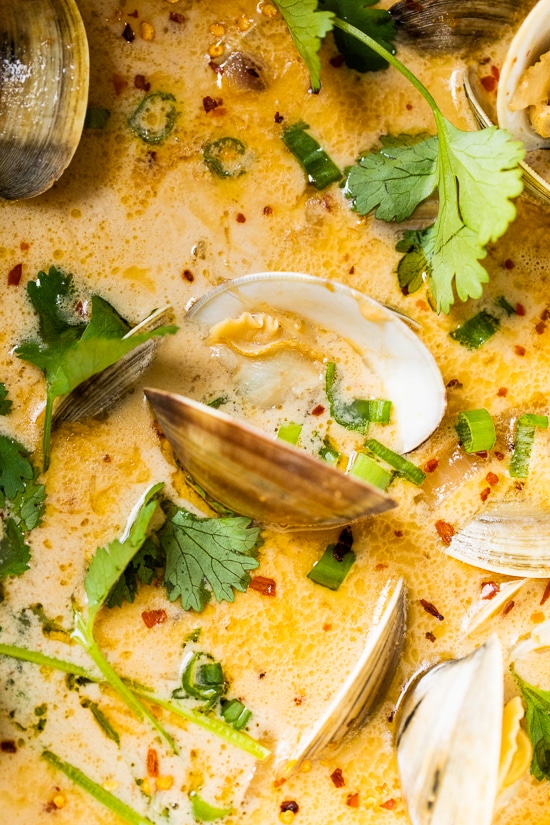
1;1;550;824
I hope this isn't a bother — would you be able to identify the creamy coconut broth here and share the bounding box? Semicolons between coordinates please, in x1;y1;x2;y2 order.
2;1;550;823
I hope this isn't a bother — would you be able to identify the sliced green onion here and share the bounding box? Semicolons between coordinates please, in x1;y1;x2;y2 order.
326;362;391;433
276;422;302;445
181;652;225;705
348;452;392;490
221;698;252;730
365;438;425;485
496;296;516;317
365;399;392;424
456;409;496;453
450;311;500;349
80;698;120;745
319;439;340;466
281;122;342;190
510;414;549;478
84;107;111;129
189;790;232;822
307;534;356;591
203;137;252;178
128;92;177;144
42;751;154;825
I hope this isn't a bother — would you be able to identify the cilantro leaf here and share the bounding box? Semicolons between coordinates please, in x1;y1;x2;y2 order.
514;672;550;781
10;470;46;532
0;383;12;415
0;518;31;578
273;0;335;92
160;509;261;612
105;537;163;608
26;266;85;346
0;434;34;500
320;0;396;72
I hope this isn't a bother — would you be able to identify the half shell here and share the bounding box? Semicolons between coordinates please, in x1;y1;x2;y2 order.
0;0;89;200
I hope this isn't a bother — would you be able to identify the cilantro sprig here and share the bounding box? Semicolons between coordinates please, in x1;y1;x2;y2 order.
0;383;12;415
272;0;334;93
514;671;550;781
16;267;177;469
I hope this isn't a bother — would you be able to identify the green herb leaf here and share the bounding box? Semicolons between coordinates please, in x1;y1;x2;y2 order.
105;537;163;609
160;509;261;612
320;0;396;72
10;470;46;532
0;435;34;500
0;518;31;578
189;790;232;822
26;266;85;346
514;672;550;781
273;0;335;92
0;383;12;415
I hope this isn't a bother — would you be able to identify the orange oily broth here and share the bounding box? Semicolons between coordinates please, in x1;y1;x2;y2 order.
1;1;550;824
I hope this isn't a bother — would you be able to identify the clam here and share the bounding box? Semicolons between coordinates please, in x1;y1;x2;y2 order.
463;1;550;206
276;577;406;773
0;0;89;200
446;501;550;577
397;635;504;825
146;272;445;528
53;306;174;425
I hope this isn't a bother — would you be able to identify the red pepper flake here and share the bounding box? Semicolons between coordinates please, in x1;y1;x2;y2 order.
387;709;396;722
182;269;194;282
423;458;438;473
425;630;436;642
20;241;29;251
481;75;496;92
311;404;325;416
203;95;223;112
134;74;150;91
128;9;139;17
103;454;112;463
330;768;345;788
394;530;403;538
141;609;167;628
169;11;184;23
491;64;500;79
147;747;159;777
375;562;389;570
481;581;500;600
541;580;550;606
486;472;499;486
536;321;546;334
323;622;332;631
0;740;16;753
475;450;488;458
346;793;360;808
280;801;299;813
381;798;397;810
274;112;284;123
249;576;277;596
446;378;462;389
503;600;515;615
420;599;444;621
236;213;246;223
504;258;515;270
515;303;526;316
480;486;491;502
514;345;526;356
259;671;266;679
273;777;286;788
542;308;550;321
495;451;505;461
497;387;508;397
113;73;128;95
122;22;135;41
293;696;304;706
435;520;454;545
329;53;346;67
406;102;413;110
263;205;273;216
8;263;22;286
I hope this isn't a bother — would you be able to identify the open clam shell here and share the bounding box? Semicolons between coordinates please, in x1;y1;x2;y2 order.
447;502;550;577
397;635;503;825
186;272;446;454
53;306;174;426
144;389;397;528
0;0;89;200
279;577;406;773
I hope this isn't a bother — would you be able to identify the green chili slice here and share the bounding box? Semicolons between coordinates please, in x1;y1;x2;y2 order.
281;122;342;190
456;409;496;453
128;92;177;144
203;137;252;178
510;413;549;478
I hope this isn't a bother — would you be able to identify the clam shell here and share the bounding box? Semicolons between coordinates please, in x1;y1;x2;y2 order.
279;577;406;772
397;635;503;825
144;389;397;529
186;272;446;454
53;306;174;425
447;502;550;577
0;0;89;200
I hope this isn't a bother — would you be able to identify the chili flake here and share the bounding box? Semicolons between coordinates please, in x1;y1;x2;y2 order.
420;599;444;621
497;387;508;397
8;263;22;286
486;472;499;486
541;581;550;606
280;800;299;813
147;748;159;777
480;486;491;502
423;458;438;473
0;740;16;753
514;345;526;356
134;74;150;92
346;793;360;808
380;798;397;810
311;404;325;416
169;11;184;23
425;630;436;642
481;581;500;600
503;600;515;615
435;520;454;545
122;22;135;41
249;576;277;596
330;768;345;788
141;609;167;628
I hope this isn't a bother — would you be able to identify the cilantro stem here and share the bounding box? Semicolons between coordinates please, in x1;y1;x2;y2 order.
332;18;442;125
0;643;95;679
42;392;54;471
42;750;154;825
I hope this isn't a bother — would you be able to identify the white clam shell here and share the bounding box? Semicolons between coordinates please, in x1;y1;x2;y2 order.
397;635;503;825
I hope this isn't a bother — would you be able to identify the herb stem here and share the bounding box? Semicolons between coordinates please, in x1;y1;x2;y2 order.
42;392;54;471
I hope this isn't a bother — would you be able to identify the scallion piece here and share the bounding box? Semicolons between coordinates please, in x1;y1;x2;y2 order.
319;439;340;466
189;791;232;822
450;310;500;349
326;362;392;433
80;698;120;745
510;413;549;478
348;452;392;490
281;122;342;190
84;107;111;129
128;92;177;144
203;137;252;178
307;530;356;591
181;652;226;706
496;296;516;317
276;422;302;445
365;438;425;485
365;399;392;424
42;750;154;825
456;409;496;453
221;698;252;730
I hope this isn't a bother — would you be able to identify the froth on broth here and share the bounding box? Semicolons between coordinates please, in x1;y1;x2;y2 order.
1;2;550;824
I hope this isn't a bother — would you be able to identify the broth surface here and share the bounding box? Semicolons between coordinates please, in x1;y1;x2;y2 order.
1;2;550;824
